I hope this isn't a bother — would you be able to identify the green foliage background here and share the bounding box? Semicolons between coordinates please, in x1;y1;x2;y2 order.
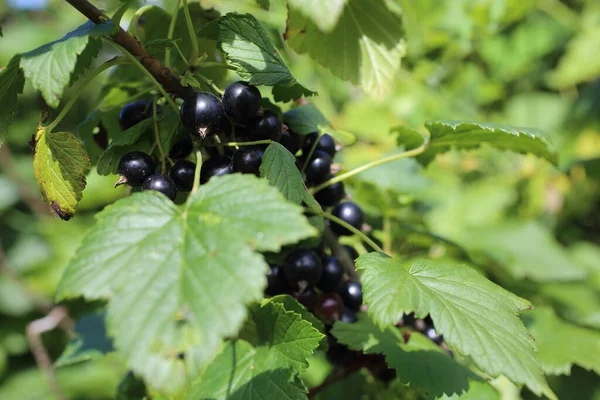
0;0;599;398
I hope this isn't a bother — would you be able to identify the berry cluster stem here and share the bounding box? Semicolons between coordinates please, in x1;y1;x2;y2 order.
45;57;126;133
208;139;273;147
165;1;179;68
191;150;203;194
320;211;384;253
310;137;431;194
181;0;200;62
152;98;167;173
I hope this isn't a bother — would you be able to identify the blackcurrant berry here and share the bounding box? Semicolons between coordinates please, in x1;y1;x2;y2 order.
232;147;264;176
303;132;336;158
200;156;232;184
338;280;363;311
425;326;443;345
314;179;345;208
342;244;359;261
119;100;152;130
169;160;196;192
316;256;344;292
327;335;357;365
266;265;288;296
248;111;283;141
141;174;177;201
283;250;322;290
330;202;364;236
169;135;193;159
116;151;156;187
400;312;416;327
222;81;262;123
180;92;225;137
314;293;344;323
279;131;304;155
340;307;357;323
305;150;332;186
296;288;318;310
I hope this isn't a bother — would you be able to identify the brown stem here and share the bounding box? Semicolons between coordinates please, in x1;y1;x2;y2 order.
27;306;73;400
64;0;191;98
0;146;49;217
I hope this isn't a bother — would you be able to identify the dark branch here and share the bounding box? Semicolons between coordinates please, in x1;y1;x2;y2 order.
65;0;192;98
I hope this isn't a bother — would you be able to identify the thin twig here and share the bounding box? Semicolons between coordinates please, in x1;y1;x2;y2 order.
26;306;73;400
65;0;191;98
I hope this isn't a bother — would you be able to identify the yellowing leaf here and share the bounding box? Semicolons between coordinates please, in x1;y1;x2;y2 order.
33;128;91;220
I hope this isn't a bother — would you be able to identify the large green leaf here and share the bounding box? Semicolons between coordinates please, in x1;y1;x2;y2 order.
56;175;316;394
332;315;480;398
33;128;91;220
465;222;587;283
523;307;600;376
541;283;600;330
287;0;348;32
422;120;557;165
285;0;406;98
186;301;323;399
218;13;315;101
0;56;25;146
356;254;553;399
260;142;313;205
20;20;116;108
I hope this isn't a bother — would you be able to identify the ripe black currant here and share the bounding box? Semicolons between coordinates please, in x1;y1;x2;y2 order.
180;92;225;137
314;293;344;323
305;150;332;186
168;135;193;159
222;81;262;123
119;100;152;130
316;256;344;292
200;156;232;184
297;288;318;310
169;160;196;192
314;179;345;208
266;265;288;296
248;111;283;141
232;147;264;176
303;132;336;158
116;151;156;187
141;174;177;201
283;249;322;290
340;307;357;323
279;131;304;155
338;280;363;311
425;326;443;345
330;202;365;236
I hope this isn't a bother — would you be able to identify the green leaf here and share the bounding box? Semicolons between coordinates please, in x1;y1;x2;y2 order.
260;142;312;205
33;128;91;220
20;20;116;108
541;283;600;330
422;120;557;165
55;175;316;394
0;56;25;146
523;307;600;376
186;301;323;400
332;315;480;398
356;254;553;399
465;222;587;283
55;312;114;367
283;105;355;145
287;0;348;32
437;381;500;400
285;0;406;98
218;13;315;100
265;295;325;335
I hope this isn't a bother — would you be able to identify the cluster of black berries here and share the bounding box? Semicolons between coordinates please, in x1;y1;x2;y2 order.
399;313;446;348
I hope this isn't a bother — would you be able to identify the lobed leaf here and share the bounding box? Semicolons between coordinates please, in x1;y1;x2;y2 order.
523;306;600;376
186;301;323;399
356;253;554;399
20;20;116;108
422;120;557;165
0;56;25;146
33;128;91;220
285;0;406;98
332;315;481;398
287;0;348;32
56;175;316;393
218;13;315;100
